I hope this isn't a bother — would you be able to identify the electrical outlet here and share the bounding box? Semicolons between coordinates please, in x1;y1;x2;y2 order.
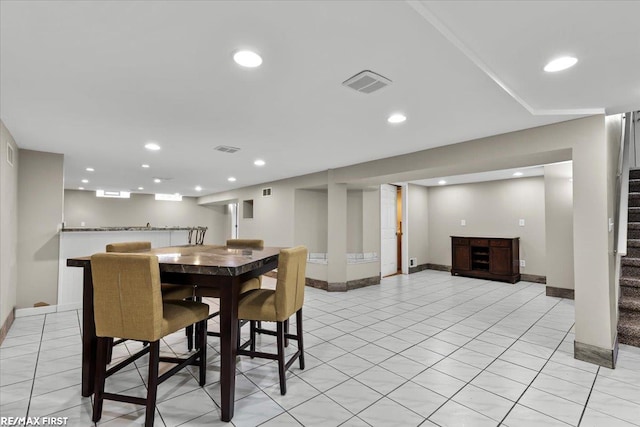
410;257;417;267
461;219;466;226
519;219;525;226
520;260;525;267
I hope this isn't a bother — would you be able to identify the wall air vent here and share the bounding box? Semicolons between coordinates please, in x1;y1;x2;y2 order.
342;70;392;94
262;187;272;197
214;145;241;153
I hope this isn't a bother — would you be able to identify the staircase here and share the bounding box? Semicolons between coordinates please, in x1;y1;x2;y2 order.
619;168;640;346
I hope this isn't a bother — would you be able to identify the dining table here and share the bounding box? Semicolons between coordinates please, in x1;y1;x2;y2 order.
67;244;281;422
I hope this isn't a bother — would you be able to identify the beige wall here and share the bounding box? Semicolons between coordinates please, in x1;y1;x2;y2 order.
63;190;227;245
427;177;546;275
544;163;574;289
17;150;64;308
293;189;328;252
200;171;328;247
407;184;429;268
1;121;19;325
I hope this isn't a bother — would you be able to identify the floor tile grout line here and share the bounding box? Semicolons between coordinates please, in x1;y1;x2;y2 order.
498;324;575;426
24;313;47;418
577;365;600;427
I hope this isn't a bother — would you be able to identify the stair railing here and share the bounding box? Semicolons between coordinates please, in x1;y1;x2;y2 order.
614;112;632;257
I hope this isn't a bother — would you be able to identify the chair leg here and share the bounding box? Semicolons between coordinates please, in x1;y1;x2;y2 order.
197;320;207;386
92;337;108;422
276;322;286;395
284;319;289;347
250;320;257;354
145;341;160;427
186;324;194;351
296;309;305;370
105;337;114;364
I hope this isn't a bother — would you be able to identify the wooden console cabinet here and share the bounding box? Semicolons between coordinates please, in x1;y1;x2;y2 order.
451;236;520;283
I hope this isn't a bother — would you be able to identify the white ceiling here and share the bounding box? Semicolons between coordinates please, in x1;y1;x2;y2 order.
1;1;639;197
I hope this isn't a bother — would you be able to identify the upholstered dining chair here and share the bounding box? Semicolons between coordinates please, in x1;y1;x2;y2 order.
190;239;264;348
106;241;196;353
106;241;194;301
90;253;208;427
237;246;307;395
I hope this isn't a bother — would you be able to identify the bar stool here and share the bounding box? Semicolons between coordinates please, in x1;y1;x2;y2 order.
90;253;208;427
237;246;307;395
106;241;196;355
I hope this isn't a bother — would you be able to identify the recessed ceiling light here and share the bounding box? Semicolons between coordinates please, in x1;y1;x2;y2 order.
544;56;578;72
154;178;162;183
78;187;84;190
233;50;262;68
81;179;89;183
195;186;202;192
388;113;407;124
138;187;144;190
228;177;237;182
86;167;94;172
145;142;161;151
513;172;523;177
438;180;447;185
141;164;150;168
254;159;266;166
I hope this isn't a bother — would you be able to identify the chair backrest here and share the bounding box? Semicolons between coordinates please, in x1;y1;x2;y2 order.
106;241;151;253
274;246;308;321
226;239;264;249
91;253;164;342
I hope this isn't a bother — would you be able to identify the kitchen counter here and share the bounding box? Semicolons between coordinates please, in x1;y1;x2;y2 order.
61;226;206;232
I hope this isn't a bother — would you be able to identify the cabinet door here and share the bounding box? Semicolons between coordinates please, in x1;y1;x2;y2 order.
489;247;512;275
453;245;471;271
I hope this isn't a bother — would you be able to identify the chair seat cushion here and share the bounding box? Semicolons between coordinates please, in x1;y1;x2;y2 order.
162;301;209;336
161;283;194;301
195;277;261;298
238;289;280;322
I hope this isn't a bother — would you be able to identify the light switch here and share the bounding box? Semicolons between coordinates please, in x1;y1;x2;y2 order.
519;219;525;226
461;219;466;226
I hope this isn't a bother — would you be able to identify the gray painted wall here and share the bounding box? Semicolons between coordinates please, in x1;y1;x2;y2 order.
1;121;19;324
544;163;574;289
407;184;429;268
427;177;546;275
63;190;227;244
17;150;64;308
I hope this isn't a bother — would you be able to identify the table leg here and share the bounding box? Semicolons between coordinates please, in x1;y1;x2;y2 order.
81;265;97;397
219;279;239;421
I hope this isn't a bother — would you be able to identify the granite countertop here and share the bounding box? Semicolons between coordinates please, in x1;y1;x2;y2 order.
61;226;207;232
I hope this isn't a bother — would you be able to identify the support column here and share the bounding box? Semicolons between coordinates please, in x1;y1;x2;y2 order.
327;171;348;291
573;116;618;368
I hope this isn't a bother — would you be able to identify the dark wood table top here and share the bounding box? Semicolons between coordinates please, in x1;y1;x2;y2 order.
67;244;281;276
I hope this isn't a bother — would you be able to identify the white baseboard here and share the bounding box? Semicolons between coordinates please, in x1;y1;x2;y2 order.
15;302;82;318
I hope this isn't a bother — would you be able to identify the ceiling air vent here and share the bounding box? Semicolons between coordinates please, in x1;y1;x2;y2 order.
262;187;272;197
214;145;241;153
342;70;392;94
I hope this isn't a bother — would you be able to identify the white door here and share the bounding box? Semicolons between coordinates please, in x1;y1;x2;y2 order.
380;184;398;276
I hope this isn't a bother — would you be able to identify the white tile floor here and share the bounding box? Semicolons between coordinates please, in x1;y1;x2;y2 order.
1;270;640;426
